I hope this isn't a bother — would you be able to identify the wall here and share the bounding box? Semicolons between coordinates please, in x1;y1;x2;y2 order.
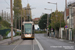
59;28;64;39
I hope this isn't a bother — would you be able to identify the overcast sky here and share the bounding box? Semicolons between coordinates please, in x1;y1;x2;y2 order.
0;0;74;19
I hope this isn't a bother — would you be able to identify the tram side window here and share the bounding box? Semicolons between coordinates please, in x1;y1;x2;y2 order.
22;25;24;34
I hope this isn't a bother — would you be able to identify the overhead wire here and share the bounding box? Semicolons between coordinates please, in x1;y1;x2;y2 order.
4;0;10;6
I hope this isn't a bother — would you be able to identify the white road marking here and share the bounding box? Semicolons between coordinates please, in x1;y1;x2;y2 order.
35;38;44;50
13;44;19;50
69;41;74;43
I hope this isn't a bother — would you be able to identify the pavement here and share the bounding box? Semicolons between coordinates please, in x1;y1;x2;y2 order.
47;37;75;44
0;36;20;45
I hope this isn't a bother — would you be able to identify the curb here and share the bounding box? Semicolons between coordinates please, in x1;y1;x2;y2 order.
8;38;20;45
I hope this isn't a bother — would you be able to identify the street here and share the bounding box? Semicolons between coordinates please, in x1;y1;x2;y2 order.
0;36;39;50
35;34;75;50
0;34;75;50
0;0;75;50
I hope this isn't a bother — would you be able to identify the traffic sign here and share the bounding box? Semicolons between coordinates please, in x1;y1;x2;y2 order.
65;25;68;28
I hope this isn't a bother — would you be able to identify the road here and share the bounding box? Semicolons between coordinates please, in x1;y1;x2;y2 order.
35;34;75;50
0;37;39;50
0;34;75;50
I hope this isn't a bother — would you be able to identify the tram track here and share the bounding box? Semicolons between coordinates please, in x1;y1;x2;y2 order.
13;39;24;50
12;39;35;50
31;39;34;50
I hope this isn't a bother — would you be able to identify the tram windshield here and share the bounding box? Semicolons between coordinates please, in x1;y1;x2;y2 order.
24;23;32;34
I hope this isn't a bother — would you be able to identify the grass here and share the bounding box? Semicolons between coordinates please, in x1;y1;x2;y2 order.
35;31;46;33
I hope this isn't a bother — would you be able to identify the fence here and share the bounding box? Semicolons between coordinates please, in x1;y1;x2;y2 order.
63;29;75;42
0;29;10;36
63;29;69;40
72;29;75;42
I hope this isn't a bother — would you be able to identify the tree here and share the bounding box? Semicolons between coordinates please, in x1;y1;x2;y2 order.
49;11;65;31
13;0;22;16
0;16;2;21
13;0;22;29
38;14;47;29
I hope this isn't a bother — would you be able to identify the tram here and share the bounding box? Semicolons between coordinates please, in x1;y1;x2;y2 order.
21;21;34;39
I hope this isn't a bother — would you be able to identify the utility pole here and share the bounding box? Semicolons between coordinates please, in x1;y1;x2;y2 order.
2;10;3;18
15;17;17;29
60;16;61;38
7;12;8;20
10;0;13;41
47;14;49;36
65;0;67;40
56;3;58;21
18;16;20;29
21;10;22;35
4;11;6;20
65;0;67;8
65;0;67;24
44;8;52;36
23;9;25;21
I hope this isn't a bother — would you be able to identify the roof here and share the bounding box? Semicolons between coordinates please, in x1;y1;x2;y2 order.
33;18;40;21
23;21;34;25
68;2;75;7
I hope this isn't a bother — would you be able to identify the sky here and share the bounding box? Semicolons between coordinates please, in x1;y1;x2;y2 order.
0;0;74;19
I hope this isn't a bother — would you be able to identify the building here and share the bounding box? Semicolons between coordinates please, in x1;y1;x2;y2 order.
32;18;40;24
67;2;75;40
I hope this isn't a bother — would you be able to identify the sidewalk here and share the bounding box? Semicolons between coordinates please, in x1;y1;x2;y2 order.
51;37;75;44
0;36;21;44
44;34;75;44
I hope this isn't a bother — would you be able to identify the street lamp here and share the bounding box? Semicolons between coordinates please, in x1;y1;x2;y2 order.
44;8;52;36
48;2;57;11
48;2;58;19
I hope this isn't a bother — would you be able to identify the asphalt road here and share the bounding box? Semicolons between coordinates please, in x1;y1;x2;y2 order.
0;37;39;50
0;34;75;50
35;34;75;50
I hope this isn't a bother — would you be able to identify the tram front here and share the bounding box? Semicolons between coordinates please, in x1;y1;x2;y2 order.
21;22;34;39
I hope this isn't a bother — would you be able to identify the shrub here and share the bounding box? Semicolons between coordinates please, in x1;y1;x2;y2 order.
0;16;2;21
72;29;75;41
15;32;21;36
6;31;10;36
35;31;46;33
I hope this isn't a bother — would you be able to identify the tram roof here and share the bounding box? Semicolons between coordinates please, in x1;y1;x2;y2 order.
22;21;34;25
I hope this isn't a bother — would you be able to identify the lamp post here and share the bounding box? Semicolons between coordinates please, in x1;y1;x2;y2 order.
48;2;57;11
48;2;58;19
44;8;52;36
65;0;68;24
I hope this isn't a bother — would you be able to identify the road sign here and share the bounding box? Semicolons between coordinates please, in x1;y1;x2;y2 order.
65;25;68;28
